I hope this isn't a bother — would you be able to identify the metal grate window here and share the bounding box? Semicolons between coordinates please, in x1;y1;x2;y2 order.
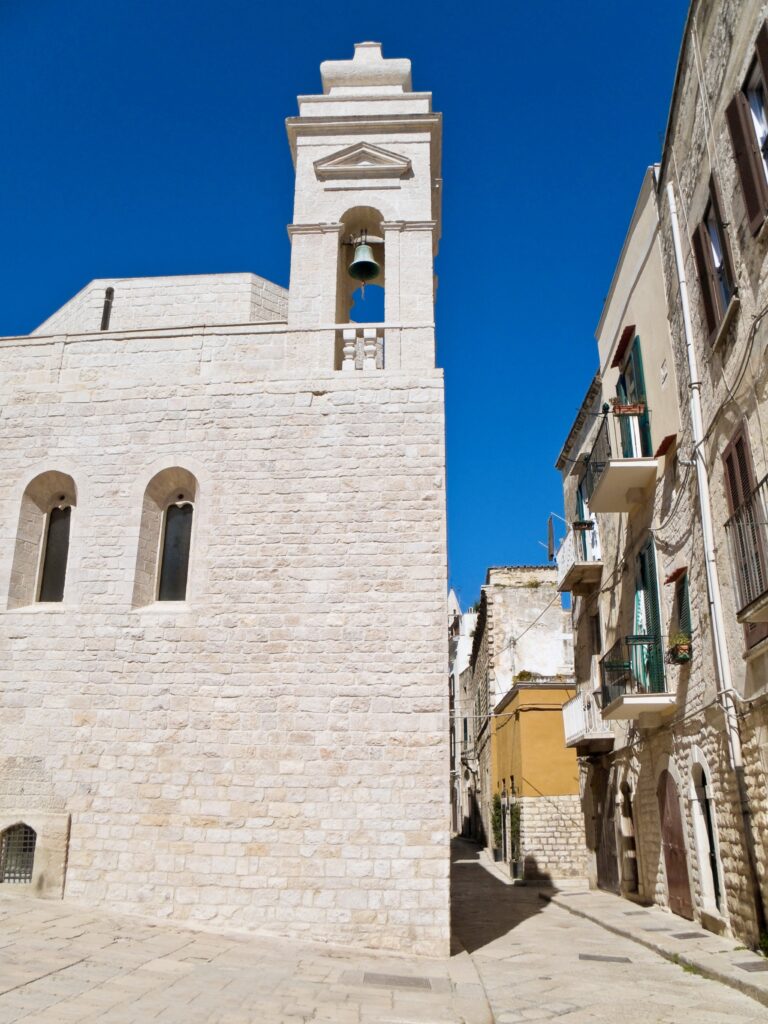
0;824;36;883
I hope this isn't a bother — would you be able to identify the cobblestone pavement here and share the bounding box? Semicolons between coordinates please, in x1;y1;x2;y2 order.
0;892;488;1024
451;839;768;1023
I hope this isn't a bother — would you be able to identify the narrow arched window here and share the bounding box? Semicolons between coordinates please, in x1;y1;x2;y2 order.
158;499;193;601
0;824;36;883
38;503;71;602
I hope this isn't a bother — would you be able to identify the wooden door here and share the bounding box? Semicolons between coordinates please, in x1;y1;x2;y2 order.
657;770;693;920
592;768;620;894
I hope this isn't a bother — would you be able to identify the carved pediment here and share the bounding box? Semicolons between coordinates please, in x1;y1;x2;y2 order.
314;142;412;181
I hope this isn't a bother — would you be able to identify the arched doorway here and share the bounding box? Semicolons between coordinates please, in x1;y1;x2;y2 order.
657;769;693;919
691;762;723;914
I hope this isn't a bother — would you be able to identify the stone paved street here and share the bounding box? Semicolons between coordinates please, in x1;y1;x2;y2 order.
1;841;767;1022
451;839;768;1023
0;891;488;1024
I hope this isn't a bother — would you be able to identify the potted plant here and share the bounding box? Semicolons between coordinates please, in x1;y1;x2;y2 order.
668;631;692;664
509;801;523;879
491;793;503;861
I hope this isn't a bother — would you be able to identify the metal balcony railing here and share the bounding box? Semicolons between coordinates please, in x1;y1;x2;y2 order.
583;409;654;503
724;473;768;615
599;635;666;708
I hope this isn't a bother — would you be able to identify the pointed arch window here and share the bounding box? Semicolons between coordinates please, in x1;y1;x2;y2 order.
0;824;36;883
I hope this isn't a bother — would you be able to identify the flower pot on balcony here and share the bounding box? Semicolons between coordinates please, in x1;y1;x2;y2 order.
572;520;594;531
610;400;646;415
668;642;691;664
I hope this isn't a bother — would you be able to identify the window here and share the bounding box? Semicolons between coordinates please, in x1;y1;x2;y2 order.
0;824;36;883
38;502;71;602
132;467;198;608
691;179;736;342
158;499;193;601
616;337;652;458
8;471;76;609
722;427;768;647
674;574;692;640
726;23;768;235
632;537;665;693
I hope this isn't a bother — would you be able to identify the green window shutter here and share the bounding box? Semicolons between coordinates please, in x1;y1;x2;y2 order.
676;574;692;637
630;337;653;457
638;537;665;692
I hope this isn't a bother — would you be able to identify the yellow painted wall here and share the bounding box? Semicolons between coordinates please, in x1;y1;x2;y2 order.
492;685;580;798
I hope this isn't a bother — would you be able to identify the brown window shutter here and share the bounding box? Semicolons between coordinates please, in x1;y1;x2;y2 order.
756;22;768;94
691;222;719;336
726;90;768;235
710;176;736;297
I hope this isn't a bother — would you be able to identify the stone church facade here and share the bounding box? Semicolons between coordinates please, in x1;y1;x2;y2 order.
0;43;449;956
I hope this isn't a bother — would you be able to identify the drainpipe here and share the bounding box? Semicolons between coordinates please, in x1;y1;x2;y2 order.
665;181;766;937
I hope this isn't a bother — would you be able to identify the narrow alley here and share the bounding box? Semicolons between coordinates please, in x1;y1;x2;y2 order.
451;839;768;1024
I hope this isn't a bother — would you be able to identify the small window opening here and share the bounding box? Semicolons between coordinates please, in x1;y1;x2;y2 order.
0;824;36;883
100;287;114;331
38;503;71;602
158;501;193;601
747;62;768;184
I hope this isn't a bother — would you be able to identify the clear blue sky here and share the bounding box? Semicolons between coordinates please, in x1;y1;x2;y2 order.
0;0;689;608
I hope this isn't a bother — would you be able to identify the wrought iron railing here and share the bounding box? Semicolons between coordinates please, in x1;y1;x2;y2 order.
584;416;611;502
724;473;768;613
599;635;666;708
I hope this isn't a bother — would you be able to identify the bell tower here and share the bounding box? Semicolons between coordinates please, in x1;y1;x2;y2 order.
285;42;442;370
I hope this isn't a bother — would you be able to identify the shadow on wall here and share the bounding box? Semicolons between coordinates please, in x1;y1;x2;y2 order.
450;837;552;955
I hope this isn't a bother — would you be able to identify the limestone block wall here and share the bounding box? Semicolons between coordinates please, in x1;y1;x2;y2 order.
0;326;449;956
519;795;587;880
32;273;288;336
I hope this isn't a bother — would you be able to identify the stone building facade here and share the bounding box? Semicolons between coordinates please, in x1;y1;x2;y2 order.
0;43;449;956
460;567;583;879
557;0;768;947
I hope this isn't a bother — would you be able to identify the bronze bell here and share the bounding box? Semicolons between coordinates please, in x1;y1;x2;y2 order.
348;235;380;283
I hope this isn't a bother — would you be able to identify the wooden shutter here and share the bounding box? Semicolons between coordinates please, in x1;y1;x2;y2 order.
722;429;756;513
756;22;768;97
726;88;768;235
710;177;736;301
691;222;719;336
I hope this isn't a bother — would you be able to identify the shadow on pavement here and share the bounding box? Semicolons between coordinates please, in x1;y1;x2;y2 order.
450;836;550;955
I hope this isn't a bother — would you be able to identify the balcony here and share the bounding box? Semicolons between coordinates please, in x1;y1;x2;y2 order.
556;523;603;595
599;636;675;720
583;410;658;513
725;473;768;623
562;691;614;754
